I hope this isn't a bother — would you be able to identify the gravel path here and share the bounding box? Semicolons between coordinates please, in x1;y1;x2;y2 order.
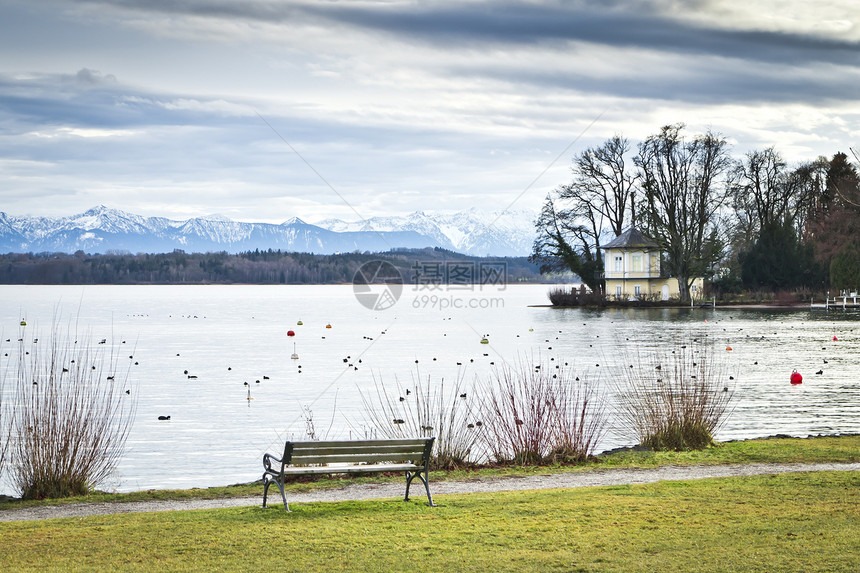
2;462;858;523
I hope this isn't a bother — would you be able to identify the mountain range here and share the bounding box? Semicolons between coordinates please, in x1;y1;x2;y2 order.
0;206;537;257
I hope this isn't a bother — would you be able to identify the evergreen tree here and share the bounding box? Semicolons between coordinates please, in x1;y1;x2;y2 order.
739;219;823;290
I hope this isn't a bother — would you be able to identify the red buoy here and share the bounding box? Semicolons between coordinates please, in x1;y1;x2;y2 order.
790;370;803;385
832;335;838;341
287;330;296;337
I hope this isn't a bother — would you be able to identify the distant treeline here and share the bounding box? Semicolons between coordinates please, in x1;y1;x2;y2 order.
0;248;551;285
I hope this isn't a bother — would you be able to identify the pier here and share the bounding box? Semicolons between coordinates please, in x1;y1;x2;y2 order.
811;293;860;310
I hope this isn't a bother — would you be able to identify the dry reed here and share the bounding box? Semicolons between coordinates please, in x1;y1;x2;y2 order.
479;357;607;464
0;333;12;479
9;322;136;499
356;370;482;469
612;340;736;450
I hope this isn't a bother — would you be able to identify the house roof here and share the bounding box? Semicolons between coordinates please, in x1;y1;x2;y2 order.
600;227;660;250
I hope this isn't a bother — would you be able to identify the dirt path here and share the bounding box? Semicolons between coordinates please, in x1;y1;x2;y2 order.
2;462;858;522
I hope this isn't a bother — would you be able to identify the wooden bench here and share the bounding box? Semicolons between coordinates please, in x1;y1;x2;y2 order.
262;437;436;511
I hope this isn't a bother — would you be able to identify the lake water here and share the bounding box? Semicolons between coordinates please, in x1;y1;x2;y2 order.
1;284;859;494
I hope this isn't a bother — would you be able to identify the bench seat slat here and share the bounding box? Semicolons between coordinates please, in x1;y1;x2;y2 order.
288;438;428;450
281;463;420;475
287;445;426;457
288;452;422;465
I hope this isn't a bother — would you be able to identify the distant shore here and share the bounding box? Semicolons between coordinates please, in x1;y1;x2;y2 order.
535;301;817;310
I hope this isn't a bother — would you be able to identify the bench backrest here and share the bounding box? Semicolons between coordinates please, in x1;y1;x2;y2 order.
281;437;434;469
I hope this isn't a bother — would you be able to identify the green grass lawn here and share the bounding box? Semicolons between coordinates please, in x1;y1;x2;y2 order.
1;471;857;572
593;434;860;468
1;434;858;510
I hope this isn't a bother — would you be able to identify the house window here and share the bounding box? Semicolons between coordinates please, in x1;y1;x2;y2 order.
691;284;697;293
634;285;641;298
613;255;623;272
631;254;642;272
615;285;622;298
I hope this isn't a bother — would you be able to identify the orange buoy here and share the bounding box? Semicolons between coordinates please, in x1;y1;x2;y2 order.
790;370;803;385
287;330;296;337
726;346;732;351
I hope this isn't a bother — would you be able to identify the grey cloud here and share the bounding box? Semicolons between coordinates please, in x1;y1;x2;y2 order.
308;2;860;68
0;72;249;131
75;68;118;86
0;71;485;165
452;56;860;106
82;0;860;68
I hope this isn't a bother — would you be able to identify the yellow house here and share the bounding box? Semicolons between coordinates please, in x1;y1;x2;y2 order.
600;228;703;301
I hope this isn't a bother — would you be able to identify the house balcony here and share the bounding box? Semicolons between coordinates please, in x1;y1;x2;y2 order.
604;271;660;280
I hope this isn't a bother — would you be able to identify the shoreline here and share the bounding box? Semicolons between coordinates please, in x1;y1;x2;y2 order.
3;461;858;522
531;303;816;310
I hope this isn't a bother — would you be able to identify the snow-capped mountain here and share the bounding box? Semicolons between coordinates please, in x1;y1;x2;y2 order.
316;208;537;257
0;206;537;256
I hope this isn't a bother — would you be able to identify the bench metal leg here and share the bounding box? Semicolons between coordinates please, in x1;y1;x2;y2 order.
404;470;436;507
263;475;290;511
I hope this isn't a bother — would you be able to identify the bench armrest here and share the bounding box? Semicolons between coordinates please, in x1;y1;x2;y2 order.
263;452;283;474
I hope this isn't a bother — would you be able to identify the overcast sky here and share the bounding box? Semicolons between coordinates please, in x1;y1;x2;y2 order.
2;0;859;223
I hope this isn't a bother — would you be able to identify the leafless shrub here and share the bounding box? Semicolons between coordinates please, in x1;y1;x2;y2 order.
301;405;317;441
0;334;12;479
548;287;579;306
612;340;736;451
546;367;608;463
478;357;607;465
548;286;605;307
10;322;136;499
300;390;338;441
355;370;482;470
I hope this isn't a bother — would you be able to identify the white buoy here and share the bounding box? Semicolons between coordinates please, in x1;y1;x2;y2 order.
291;342;299;360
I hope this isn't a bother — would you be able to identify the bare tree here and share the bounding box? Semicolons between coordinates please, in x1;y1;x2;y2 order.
730;148;824;250
531;195;604;293
782;158;828;239
636;124;732;303
562;135;637;237
731;147;788;235
531;136;636;293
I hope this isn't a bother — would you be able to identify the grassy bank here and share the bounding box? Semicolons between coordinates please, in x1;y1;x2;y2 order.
1;471;858;572
2;434;858;510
